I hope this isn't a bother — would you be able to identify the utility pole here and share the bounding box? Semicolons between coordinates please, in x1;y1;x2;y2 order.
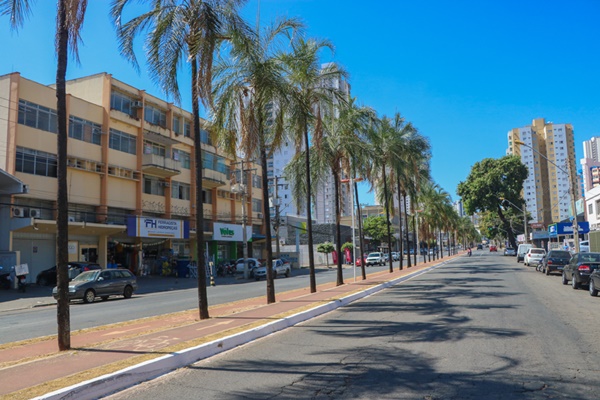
232;160;252;279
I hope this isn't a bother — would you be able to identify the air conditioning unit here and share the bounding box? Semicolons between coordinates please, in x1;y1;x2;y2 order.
68;216;76;222
12;207;25;218
28;208;42;218
131;101;143;108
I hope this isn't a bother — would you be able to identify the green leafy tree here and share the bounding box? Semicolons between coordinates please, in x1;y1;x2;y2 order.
457;155;527;250
317;242;335;269
2;0;89;351
362;215;389;249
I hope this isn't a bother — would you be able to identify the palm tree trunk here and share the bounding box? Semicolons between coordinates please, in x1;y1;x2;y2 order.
382;165;393;273
439;230;444;259
192;58;209;319
56;0;71;351
334;171;343;286
304;125;316;292
354;181;366;279
260;136;275;303
403;192;411;268
412;215;417;265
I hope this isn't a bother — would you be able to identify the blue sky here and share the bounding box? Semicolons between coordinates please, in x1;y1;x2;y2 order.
2;0;600;205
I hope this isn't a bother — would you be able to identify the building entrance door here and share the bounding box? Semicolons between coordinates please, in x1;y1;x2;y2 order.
81;246;98;263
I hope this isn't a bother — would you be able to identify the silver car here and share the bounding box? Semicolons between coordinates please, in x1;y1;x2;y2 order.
53;269;137;303
254;259;291;281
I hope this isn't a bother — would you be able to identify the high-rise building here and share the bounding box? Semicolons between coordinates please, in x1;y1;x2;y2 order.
580;137;600;193
507;118;578;226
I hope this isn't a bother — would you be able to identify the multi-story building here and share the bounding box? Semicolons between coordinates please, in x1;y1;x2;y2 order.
507;118;578;227
0;72;264;281
581;137;600;193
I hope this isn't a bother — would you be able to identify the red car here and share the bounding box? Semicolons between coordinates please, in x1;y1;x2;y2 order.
490;245;498;252
355;257;367;267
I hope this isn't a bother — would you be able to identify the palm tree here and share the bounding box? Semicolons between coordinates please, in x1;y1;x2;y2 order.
111;0;249;319
281;38;347;293
2;0;88;351
307;98;372;285
211;18;302;303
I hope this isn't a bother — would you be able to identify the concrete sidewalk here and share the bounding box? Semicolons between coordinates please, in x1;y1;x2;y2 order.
0;254;463;400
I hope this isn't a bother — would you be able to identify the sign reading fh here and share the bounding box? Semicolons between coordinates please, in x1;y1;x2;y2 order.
127;216;190;239
213;222;252;242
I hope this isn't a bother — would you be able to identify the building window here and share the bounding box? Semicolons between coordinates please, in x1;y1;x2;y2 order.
110;91;137;116
252;174;262;188
203;189;212;204
173;149;191;169
143;140;166;157
109;129;137;155
252;199;262;213
171;181;191;200
18;99;58;133
15;147;57;177
173;115;182;135
589;203;594;215
201;129;212;145
143;176;165;196
184;120;191;138
202;151;229;175
69;116;102;145
144;104;167;127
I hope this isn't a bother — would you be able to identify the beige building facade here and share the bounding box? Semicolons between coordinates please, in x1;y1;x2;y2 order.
507;118;578;227
0;72;264;281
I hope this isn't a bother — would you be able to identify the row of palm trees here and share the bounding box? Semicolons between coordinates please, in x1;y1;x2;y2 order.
1;0;477;351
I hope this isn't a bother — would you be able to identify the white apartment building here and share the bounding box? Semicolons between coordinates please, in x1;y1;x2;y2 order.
507;118;577;226
581;136;600;193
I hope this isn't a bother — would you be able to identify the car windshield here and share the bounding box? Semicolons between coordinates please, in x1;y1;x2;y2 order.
550;251;570;258
530;249;545;254
367;253;380;257
72;270;100;282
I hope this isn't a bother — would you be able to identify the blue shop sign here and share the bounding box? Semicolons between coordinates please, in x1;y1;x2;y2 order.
548;222;589;238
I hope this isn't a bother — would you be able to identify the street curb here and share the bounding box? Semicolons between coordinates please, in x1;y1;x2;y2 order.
34;258;454;400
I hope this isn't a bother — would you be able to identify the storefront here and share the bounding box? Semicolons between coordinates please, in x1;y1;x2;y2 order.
211;222;253;265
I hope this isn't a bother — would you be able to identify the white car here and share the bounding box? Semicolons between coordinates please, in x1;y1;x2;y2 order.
235;258;262;276
254;259;291;281
580;241;590;252
524;248;546;267
366;252;385;266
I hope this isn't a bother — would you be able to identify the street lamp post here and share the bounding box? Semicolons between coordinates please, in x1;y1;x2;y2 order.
515;140;579;253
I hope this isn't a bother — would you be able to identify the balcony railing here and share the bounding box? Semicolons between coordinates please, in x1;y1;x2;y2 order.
142;153;181;178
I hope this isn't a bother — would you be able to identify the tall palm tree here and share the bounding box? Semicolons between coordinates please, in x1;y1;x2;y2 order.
281;38;347;293
212;18;302;303
111;0;249;319
307;98;372;285
2;0;88;351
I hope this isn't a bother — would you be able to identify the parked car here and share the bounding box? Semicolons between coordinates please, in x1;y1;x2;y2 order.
254;259;291;281
366;252;385;266
355;257;367;267
541;250;571;275
37;262;101;286
504;247;516;256
52;269;137;303
588;268;600;296
391;252;400;261
477;244;483;250
235;258;262;276
517;244;534;263
489;245;498;252
562;252;600;289
383;253;390;262
524;248;546;266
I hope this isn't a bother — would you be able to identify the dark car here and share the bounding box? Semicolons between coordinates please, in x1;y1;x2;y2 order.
562;253;600;289
36;262;101;286
52;269;137;303
541;250;571;275
477;244;483;250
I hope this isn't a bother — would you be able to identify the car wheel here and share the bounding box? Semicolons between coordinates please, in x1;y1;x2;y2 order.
562;273;568;285
572;276;580;290
38;276;48;286
123;285;133;299
101;296;109;301
285;269;290;278
83;289;95;304
590;280;598;297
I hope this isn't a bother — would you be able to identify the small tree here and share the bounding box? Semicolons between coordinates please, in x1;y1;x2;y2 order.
362;216;389;250
317;242;335;269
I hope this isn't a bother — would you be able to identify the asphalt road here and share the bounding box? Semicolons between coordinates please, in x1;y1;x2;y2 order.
1;263;398;344
106;251;600;399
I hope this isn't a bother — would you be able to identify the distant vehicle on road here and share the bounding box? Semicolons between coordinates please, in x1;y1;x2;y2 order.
477;244;483;250
524;248;546;266
52;269;137;304
517;244;534;263
254;259;291;281
366;252;385;266
562;252;600;289
489;245;498;252
235;258;262;277
504;248;516;256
